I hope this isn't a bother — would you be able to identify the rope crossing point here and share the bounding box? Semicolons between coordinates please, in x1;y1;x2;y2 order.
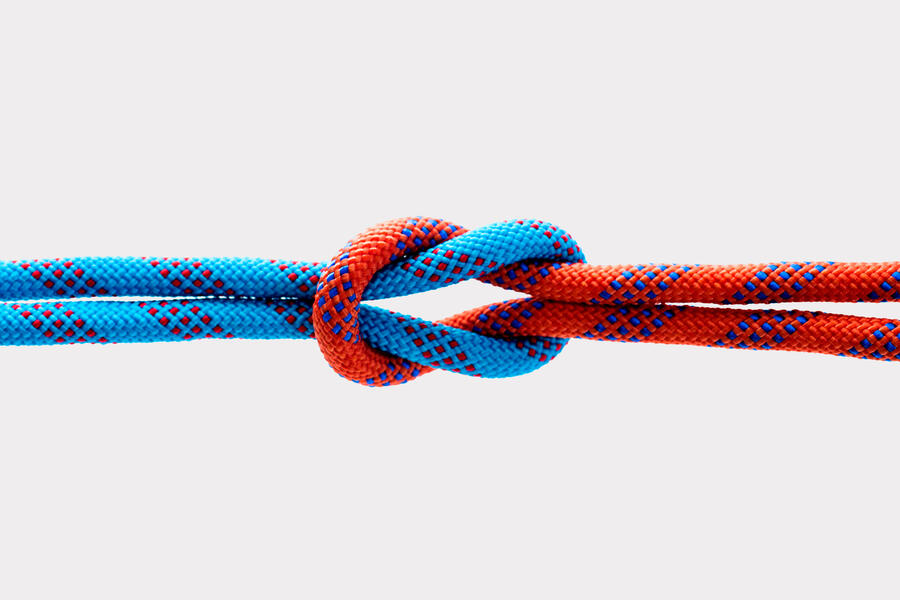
1;217;899;386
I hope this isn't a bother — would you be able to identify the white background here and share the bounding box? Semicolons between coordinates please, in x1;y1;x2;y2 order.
1;1;899;598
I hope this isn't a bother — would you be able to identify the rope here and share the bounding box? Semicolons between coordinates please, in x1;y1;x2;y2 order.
1;217;898;386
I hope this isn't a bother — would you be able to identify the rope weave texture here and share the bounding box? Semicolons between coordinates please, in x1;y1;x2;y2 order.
1;217;899;386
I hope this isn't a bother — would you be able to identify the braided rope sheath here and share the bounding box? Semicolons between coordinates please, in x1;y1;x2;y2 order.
2;217;899;385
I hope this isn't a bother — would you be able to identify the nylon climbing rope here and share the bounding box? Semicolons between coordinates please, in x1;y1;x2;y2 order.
1;217;898;386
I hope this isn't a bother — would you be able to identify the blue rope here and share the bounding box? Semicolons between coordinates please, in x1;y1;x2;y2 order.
0;220;583;379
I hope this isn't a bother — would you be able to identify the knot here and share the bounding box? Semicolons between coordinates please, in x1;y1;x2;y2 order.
312;217;584;386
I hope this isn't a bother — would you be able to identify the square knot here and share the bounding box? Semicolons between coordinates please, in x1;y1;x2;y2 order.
312;217;585;386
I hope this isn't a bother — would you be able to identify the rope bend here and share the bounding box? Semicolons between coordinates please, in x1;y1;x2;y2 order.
312;217;583;385
1;216;900;386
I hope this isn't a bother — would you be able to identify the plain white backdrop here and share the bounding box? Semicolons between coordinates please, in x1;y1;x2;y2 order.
1;1;899;598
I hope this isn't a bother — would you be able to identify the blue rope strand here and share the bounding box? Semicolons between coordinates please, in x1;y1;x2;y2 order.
0;221;583;302
0;298;566;378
